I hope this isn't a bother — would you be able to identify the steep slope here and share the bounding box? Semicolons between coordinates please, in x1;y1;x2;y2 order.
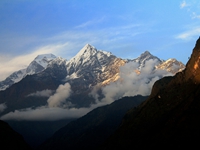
0;120;31;150
65;44;126;106
66;44;126;85
0;54;57;91
100;38;200;149
38;95;147;150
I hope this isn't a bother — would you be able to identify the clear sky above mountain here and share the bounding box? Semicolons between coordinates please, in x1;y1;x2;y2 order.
0;0;200;80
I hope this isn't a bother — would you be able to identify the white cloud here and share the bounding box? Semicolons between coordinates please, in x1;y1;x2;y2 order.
0;82;83;121
27;89;54;97
0;95;113;121
0;103;7;113
0;106;90;121
47;83;72;107
75;17;105;29
176;27;200;40
192;12;200;19
99;60;172;103
180;1;187;9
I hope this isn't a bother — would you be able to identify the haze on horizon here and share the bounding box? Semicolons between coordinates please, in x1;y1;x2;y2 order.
0;0;200;80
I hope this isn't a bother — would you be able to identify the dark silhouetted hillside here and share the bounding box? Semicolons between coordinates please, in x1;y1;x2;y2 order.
0;120;31;150
38;95;147;150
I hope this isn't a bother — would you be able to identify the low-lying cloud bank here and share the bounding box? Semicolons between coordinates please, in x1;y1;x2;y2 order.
0;106;91;121
0;100;107;121
0;83;74;121
27;89;54;97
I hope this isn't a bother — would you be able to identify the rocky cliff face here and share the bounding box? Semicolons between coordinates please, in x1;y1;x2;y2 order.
184;37;200;83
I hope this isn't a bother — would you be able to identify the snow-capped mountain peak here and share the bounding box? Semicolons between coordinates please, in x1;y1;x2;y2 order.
48;56;67;66
99;50;113;57
73;44;97;60
0;54;57;91
26;54;57;75
66;44;98;68
32;54;57;68
156;58;185;74
132;50;162;70
137;51;161;62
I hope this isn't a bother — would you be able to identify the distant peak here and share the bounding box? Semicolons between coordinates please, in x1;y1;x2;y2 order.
83;44;96;49
76;44;97;57
142;51;151;55
139;51;154;59
35;54;57;61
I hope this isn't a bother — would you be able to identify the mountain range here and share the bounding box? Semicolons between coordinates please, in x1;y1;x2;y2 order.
0;43;185;148
0;44;184;112
35;38;200;150
26;38;200;150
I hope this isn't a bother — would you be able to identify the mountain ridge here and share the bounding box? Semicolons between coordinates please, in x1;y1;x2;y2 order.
0;45;185;112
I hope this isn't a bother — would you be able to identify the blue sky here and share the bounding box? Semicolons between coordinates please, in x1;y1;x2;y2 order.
0;0;200;80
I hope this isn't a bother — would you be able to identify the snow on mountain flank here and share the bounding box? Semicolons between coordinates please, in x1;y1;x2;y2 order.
0;54;57;91
34;54;57;68
68;44;98;68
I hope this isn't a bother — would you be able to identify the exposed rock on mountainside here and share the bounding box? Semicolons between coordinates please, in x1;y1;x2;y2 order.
100;37;200;149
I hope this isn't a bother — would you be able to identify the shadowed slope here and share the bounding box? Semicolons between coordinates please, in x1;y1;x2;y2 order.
38;95;147;150
0;120;31;150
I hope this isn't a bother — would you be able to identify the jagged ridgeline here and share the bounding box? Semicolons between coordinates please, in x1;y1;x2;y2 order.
0;43;185;148
0;44;184;113
99;37;200;149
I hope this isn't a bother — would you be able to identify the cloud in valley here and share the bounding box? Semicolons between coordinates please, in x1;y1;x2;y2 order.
0;82;74;121
0;106;91;121
47;83;72;107
0;103;7;113
27;89;54;97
